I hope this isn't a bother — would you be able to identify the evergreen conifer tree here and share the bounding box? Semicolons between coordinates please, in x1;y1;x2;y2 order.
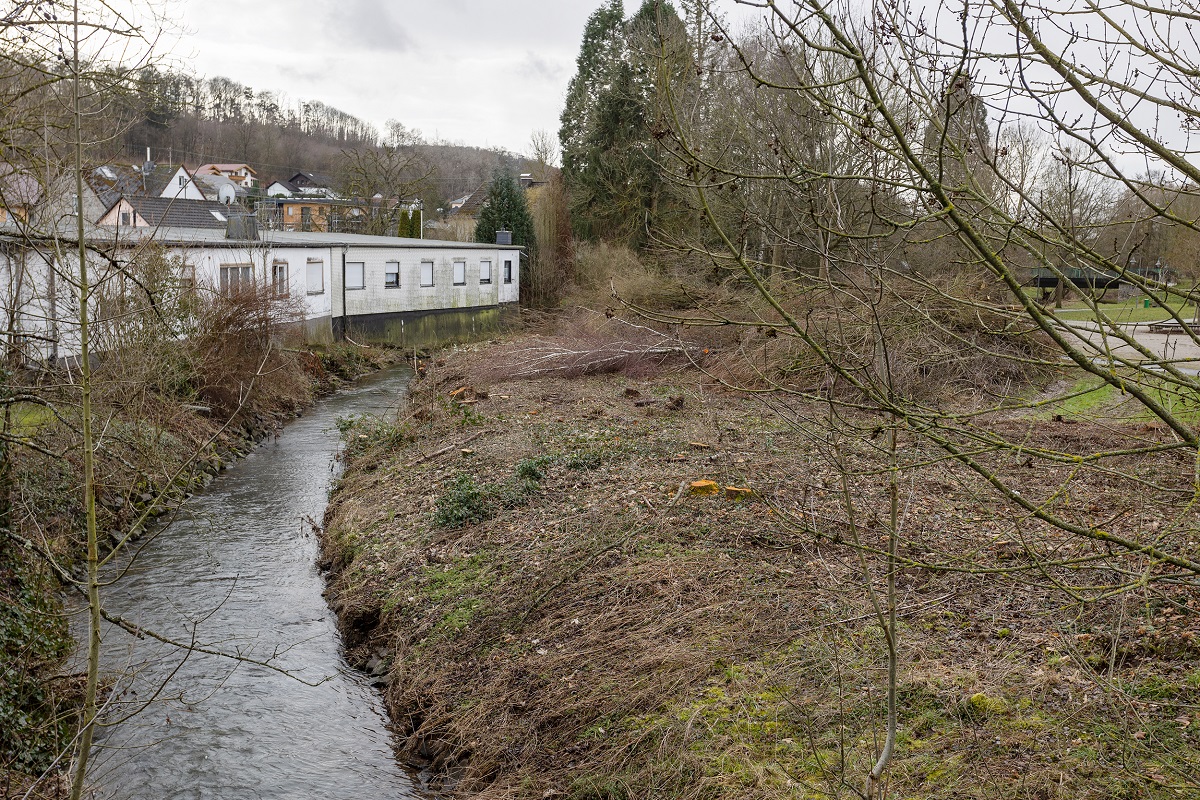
563;0;688;244
560;0;626;181
396;208;412;238
475;169;536;264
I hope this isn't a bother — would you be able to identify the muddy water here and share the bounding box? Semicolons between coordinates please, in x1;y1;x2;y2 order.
80;369;416;800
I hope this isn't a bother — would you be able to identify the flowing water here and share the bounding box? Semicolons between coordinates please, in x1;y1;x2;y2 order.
77;368;417;800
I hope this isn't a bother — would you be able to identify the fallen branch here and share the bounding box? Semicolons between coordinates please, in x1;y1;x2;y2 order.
406;429;489;467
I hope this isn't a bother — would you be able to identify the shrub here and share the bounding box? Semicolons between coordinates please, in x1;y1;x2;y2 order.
516;455;553;482
434;473;492;529
564;451;603;471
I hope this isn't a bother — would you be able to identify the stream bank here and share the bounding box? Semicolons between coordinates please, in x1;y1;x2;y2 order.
77;365;418;799
322;335;1200;800
1;344;399;798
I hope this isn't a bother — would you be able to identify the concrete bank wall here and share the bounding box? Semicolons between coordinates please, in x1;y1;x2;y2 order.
334;303;518;348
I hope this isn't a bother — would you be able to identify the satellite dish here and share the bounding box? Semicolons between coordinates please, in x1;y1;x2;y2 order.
218;184;236;205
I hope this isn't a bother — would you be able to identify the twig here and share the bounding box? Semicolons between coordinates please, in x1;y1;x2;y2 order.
406;429;489;467
519;480;691;625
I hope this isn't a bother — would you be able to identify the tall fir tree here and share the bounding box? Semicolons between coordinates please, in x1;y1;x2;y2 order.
474;168;537;264
921;72;995;198
559;0;626;181
563;0;688;245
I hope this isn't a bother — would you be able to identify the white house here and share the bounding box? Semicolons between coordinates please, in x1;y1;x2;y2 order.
268;231;521;342
1;223;522;363
266;180;296;198
163;229;521;345
156;166;206;200
195;163;258;189
87;163;206;209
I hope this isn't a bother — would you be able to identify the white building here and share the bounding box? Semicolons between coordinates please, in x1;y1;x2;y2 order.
0;223;522;363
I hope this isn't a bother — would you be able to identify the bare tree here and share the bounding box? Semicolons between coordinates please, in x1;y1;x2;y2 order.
338;120;433;235
527;128;559;182
0;5;321;797
640;0;1200;793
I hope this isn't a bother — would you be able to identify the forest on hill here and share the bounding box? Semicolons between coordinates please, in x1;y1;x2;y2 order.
108;68;527;206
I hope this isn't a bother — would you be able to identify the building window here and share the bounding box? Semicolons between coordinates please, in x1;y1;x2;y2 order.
178;175;188;187
385;261;400;288
179;263;195;295
220;263;254;294
480;259;492;284
301;207;313;231
346;261;365;290
120;211;131;226
420;260;434;287
306;258;324;295
272;260;289;296
452;259;466;285
504;259;513;284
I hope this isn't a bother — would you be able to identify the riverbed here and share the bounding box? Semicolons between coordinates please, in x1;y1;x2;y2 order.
78;368;417;800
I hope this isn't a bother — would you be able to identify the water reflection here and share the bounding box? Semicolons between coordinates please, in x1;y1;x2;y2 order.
79;369;416;800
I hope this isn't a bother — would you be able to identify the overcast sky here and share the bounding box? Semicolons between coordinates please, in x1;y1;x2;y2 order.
174;0;764;157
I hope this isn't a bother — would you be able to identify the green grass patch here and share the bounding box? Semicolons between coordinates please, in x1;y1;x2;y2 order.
1042;375;1122;420
1032;372;1200;423
336;413;413;456
8;402;54;435
423;552;494;602
433;469;542;529
1054;294;1194;323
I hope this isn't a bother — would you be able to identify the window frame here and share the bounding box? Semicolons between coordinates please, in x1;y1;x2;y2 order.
452;259;466;286
345;261;366;291
420;259;435;287
306;258;325;295
503;259;513;284
271;260;289;296
384;260;400;289
219;263;254;294
179;263;196;295
480;259;492;284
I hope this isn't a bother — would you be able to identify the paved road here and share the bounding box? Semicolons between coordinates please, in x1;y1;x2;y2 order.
1063;320;1200;372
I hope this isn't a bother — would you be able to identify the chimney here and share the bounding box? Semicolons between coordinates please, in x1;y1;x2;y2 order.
496;229;512;246
226;213;259;241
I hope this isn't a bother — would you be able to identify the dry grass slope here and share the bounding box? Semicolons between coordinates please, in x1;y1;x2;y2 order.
322;322;1200;800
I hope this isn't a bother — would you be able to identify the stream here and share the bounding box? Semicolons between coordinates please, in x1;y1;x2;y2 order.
77;367;417;800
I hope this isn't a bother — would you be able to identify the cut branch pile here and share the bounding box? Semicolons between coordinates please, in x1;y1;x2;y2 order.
489;314;696;379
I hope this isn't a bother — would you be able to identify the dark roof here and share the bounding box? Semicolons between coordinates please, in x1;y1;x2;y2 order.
453;184;487;216
125;196;233;229
0;166;42;206
87;163;189;207
289;171;334;189
268;179;298;193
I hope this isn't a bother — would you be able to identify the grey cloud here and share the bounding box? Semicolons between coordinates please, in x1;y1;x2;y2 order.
514;51;564;83
324;0;413;53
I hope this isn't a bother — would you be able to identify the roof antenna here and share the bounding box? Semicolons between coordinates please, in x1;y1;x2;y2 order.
142;147;154;192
